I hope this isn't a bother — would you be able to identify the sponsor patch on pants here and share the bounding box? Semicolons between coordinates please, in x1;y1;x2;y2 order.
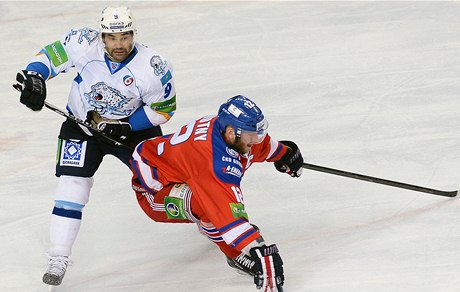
59;140;87;167
164;196;188;220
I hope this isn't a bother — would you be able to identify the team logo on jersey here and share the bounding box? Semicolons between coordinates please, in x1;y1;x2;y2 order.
65;27;98;46
150;55;167;76
59;140;87;167
78;27;99;44
84;82;133;116
123;75;134;86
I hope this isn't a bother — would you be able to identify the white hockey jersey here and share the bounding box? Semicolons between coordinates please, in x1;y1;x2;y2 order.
26;27;176;132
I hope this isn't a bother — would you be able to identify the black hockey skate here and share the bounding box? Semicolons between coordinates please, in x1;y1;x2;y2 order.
226;223;259;276
227;253;256;276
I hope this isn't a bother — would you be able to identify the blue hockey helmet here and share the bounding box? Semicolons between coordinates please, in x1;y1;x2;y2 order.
217;95;268;140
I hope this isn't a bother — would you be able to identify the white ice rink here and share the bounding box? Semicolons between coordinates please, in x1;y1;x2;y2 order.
2;1;460;291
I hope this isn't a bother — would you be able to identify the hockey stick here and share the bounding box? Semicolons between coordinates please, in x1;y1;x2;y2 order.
302;163;458;197
44;102;134;150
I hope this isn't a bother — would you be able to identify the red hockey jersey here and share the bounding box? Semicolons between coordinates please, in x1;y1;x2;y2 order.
131;115;287;254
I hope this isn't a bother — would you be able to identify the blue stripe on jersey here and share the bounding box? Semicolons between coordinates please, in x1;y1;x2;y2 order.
52;207;82;220
152;167;159;180
128;107;154;131
219;218;246;233
26;61;50;80
66;105;73;114
231;228;257;248
268;143;284;160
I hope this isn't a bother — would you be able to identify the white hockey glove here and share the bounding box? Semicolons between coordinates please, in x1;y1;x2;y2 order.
86;111;132;140
274;140;303;177
13;70;47;111
249;244;284;291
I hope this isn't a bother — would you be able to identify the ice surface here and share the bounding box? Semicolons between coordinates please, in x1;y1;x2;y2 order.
1;1;460;291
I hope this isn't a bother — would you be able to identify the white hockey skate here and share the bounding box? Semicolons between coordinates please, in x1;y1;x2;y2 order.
42;255;69;286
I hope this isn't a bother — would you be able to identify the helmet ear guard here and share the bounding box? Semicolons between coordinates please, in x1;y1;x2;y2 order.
99;6;137;34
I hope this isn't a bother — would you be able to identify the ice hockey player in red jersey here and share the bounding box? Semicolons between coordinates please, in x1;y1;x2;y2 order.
130;95;303;291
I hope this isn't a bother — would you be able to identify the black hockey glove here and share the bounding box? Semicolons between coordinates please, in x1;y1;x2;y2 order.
249;244;284;291
86;111;132;140
274;140;303;177
13;70;46;111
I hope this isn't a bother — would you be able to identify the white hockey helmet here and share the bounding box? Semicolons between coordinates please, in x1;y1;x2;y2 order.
99;5;137;34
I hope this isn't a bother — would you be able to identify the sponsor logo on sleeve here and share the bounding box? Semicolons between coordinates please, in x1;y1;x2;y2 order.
44;40;68;67
150;95;176;114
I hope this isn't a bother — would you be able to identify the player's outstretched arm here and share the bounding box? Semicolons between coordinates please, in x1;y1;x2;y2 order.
274;140;303;177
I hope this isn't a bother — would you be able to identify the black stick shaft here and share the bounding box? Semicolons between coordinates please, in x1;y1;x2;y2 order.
302;163;457;197
44;102;134;150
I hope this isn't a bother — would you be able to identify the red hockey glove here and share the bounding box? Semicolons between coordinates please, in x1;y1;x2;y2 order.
274;140;303;177
249;244;284;291
13;70;47;111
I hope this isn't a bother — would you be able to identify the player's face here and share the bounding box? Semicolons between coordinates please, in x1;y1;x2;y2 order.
103;32;134;62
233;131;264;154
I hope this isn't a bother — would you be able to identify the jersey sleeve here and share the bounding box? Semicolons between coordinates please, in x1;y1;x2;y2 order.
137;53;177;127
26;27;99;80
249;134;289;163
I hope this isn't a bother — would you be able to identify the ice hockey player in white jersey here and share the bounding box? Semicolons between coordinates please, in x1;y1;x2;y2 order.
13;6;176;286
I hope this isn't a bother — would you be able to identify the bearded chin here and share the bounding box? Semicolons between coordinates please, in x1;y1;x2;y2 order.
230;137;249;155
